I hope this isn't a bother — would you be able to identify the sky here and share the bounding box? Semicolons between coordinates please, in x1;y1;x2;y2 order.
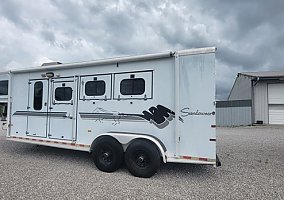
0;0;283;100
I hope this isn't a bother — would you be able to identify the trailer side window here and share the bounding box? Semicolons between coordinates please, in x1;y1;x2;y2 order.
120;78;145;95
113;71;152;100
55;87;72;101
33;81;43;110
85;80;105;96
0;80;8;95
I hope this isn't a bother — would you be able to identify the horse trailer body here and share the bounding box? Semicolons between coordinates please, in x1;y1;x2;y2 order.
2;47;219;177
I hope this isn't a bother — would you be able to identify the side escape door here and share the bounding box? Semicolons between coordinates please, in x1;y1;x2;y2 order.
27;80;49;137
48;77;76;141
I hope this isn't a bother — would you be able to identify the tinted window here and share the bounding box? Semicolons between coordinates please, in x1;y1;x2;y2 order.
85;80;105;96
0;80;8;95
120;78;145;95
55;87;72;101
33;82;43;110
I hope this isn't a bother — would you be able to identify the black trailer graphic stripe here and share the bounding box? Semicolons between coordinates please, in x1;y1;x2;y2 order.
13;111;67;117
79;113;145;121
79;105;176;129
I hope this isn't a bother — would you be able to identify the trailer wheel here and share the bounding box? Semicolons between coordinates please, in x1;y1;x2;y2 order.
125;139;160;178
92;136;123;173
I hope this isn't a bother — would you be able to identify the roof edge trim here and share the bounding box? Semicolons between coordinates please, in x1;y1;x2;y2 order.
7;47;216;74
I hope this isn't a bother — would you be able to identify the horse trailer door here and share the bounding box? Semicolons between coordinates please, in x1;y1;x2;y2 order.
48;77;75;140
27;80;49;137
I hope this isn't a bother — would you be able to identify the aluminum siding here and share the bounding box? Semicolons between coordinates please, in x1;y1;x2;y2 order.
228;74;252;100
216;106;251;126
253;82;268;124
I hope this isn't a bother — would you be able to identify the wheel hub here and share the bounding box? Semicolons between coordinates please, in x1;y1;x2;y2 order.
100;150;112;164
138;156;144;162
103;152;110;159
136;154;147;167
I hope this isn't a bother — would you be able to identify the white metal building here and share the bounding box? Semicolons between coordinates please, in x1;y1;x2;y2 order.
227;71;284;125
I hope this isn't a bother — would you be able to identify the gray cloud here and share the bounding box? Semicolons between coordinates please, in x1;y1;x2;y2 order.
0;0;30;30
0;0;283;99
40;30;56;43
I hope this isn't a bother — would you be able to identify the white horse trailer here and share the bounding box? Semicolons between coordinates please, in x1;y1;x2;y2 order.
3;47;220;177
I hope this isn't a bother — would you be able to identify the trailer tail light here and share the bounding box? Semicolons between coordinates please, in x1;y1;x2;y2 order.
198;157;208;161
181;156;209;162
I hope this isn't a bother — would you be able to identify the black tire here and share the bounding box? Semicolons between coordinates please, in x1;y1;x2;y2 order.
125;139;160;178
91;136;123;173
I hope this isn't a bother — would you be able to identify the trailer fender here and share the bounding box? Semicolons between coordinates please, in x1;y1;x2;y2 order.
93;132;167;163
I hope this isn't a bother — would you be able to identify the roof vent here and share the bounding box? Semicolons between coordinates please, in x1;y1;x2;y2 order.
41;62;62;66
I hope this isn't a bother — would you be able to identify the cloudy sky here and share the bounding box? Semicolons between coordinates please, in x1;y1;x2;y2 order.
0;0;283;100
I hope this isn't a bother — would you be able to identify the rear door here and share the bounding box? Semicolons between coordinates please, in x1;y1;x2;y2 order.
27;80;49;137
178;53;216;159
48;77;76;140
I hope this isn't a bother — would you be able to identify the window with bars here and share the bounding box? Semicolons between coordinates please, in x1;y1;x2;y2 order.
55;87;72;101
120;78;145;95
85;80;106;96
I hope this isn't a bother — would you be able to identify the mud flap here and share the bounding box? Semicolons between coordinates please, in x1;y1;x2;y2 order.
216;154;221;167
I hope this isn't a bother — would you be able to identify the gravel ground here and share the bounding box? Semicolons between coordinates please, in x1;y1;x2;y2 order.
0;126;283;199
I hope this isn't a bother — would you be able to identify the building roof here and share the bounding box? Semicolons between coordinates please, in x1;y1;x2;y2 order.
240;71;284;78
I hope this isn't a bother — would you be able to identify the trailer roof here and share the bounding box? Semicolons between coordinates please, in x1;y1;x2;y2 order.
1;47;216;74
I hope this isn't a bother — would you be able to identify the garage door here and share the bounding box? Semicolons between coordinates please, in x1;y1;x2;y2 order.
269;105;284;124
268;84;284;124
